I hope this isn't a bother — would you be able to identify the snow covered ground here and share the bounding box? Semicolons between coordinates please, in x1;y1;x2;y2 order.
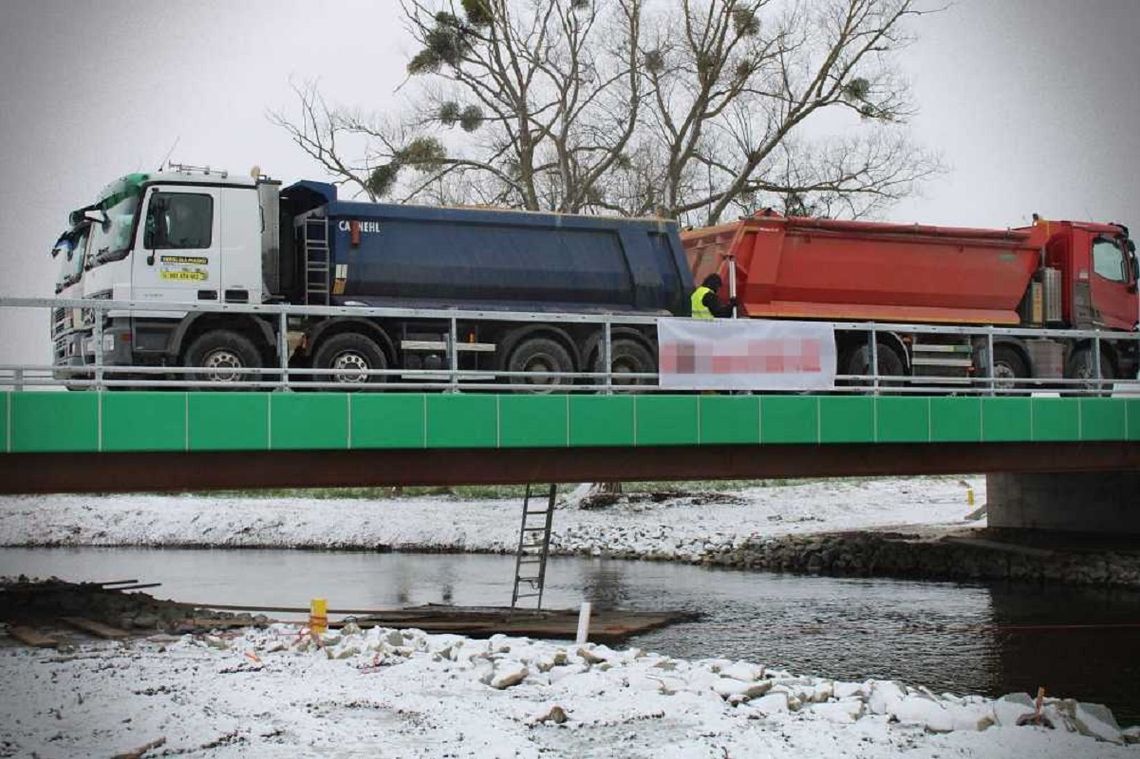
2;622;1133;757
5;477;1139;755
0;475;986;557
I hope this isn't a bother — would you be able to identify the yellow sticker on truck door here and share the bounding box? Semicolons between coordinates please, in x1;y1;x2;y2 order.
159;254;209;281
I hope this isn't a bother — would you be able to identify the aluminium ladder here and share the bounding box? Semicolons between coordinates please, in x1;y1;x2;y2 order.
303;216;331;306
510;483;557;609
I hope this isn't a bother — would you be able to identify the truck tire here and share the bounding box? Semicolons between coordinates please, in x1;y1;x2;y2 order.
508;337;574;392
313;333;388;386
183;330;262;387
843;342;904;386
990;345;1028;393
595;339;656;386
1066;347;1114;395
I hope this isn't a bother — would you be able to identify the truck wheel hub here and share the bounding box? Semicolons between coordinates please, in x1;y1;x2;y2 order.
611;359;636;385
332;352;369;383
202;350;243;382
525;357;556;384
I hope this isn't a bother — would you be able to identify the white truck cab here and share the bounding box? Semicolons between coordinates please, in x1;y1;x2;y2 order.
70;165;278;379
82;166;264;306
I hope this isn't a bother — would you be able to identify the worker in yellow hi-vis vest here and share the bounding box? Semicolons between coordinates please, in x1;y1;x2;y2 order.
690;273;736;318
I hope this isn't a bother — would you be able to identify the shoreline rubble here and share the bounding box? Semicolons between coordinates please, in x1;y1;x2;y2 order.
2;621;1136;755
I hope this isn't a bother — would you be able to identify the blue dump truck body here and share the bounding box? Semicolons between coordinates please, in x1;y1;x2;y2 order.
283;181;692;316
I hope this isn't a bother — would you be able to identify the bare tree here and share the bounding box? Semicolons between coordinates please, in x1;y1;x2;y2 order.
273;0;645;211
272;0;940;224
642;0;940;225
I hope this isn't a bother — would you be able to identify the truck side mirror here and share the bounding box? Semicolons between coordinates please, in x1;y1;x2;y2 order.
143;195;168;266
82;208;109;228
144;214;156;265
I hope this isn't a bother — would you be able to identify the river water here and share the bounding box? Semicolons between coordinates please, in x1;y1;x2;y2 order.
3;547;1138;725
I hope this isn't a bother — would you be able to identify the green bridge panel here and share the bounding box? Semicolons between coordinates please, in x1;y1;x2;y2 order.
699;396;761;445
426;395;498;449
188;393;270;450
102;392;187;452
499;395;567;448
2;392;1139;454
9;393;100;453
980;397;1032;441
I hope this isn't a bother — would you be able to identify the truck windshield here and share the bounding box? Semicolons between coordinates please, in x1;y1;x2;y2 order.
51;225;89;293
1092;237;1128;283
87;173;148;266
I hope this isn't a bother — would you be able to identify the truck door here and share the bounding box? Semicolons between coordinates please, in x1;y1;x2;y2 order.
1089;235;1137;331
217;186;262;303
133;186;222;303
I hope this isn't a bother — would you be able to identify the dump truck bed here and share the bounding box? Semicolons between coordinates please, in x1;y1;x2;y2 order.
682;214;1042;325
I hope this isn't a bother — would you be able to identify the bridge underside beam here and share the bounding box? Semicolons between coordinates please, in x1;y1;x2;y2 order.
2;442;1137;495
987;471;1140;535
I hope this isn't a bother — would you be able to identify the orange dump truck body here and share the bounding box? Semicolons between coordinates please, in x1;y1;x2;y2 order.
682;213;1046;326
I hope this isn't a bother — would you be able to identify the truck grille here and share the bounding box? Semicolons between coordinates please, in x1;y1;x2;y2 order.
51;307;69;339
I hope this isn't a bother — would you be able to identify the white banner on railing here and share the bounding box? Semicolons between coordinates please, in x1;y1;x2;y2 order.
657;318;837;390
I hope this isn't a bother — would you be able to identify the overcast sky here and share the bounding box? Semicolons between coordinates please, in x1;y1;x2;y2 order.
1;0;1138;364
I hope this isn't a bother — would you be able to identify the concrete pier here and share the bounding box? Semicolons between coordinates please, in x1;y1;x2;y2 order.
986;471;1140;535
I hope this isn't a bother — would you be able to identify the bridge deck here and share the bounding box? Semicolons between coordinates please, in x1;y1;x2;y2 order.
2;393;1138;494
2;392;1138;454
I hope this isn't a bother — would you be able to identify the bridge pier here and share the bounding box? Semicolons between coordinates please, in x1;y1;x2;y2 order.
986;471;1140;535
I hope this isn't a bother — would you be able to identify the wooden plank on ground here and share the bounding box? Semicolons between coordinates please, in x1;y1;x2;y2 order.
338;606;697;643
7;626;60;648
59;616;129;639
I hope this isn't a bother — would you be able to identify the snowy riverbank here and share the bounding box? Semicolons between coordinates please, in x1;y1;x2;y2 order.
0;476;983;554
7;476;1140;588
2;622;1136;757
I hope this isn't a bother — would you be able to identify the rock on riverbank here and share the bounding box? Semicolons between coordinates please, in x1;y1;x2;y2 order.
697;531;1140;588
2;623;1136;756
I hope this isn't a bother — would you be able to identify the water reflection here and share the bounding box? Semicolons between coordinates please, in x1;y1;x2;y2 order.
1;548;1136;724
986;584;1140;725
581;563;630;609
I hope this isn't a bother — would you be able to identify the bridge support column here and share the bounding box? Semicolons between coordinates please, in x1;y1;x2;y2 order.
986;471;1140;535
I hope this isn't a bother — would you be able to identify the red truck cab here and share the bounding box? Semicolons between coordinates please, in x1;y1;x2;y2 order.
1036;220;1138;332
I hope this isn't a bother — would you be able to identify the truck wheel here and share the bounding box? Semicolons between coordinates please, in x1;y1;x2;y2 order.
1066;347;1114;395
989;345;1028;393
595;339;656;386
183;330;262;387
508;337;574;392
843;343;904;387
313;333;388;386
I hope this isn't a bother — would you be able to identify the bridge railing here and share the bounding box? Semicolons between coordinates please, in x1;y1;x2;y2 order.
1;296;1138;396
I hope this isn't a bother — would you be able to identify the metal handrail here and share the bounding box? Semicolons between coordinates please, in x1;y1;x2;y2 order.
4;296;1139;395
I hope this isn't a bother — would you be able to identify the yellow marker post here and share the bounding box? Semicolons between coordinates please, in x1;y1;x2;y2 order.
967;488;975;507
310;598;328;635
